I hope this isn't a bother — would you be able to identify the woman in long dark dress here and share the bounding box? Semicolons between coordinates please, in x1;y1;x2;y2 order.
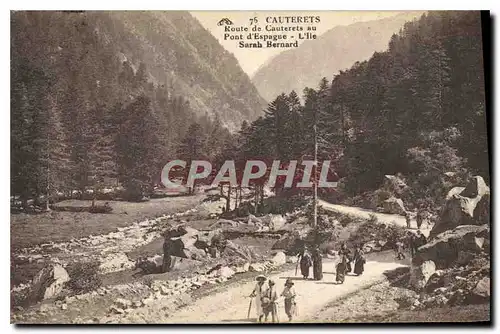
336;256;348;284
299;250;312;279
353;248;365;276
311;247;323;280
339;243;352;273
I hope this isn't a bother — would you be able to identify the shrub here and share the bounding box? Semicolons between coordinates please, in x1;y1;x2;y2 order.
66;261;102;294
51;203;113;214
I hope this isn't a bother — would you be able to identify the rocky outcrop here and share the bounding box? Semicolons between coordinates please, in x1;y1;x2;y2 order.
405;258;490;310
409;260;436;291
381;196;406;215
468;277;490;304
29;264;70;301
221;240;257;262
249;263;266;272
216;266;235;279
262;214;286;231
431;176;490;238
164;226;212;261
271;251;286;265
135;255;163;274
195;229;223;250
414;224;489;269
383;174;408;196
272;226;312;255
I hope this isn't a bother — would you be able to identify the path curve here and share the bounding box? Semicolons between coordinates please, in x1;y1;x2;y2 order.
123;201;424;323
318;200;431;237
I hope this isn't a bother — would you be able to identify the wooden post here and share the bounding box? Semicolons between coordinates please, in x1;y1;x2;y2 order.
312;123;318;228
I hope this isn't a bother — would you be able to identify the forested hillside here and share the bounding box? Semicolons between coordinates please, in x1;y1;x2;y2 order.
232;11;488;211
11;11;265;204
252;12;424;101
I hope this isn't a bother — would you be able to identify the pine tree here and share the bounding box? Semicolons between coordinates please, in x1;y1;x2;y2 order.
117;95;160;200
177;122;207;194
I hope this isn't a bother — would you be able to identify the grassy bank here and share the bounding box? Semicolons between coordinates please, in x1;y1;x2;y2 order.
11;195;204;249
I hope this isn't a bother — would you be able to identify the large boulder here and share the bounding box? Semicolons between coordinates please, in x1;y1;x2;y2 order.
445;187;466;200
467;277;490;304
195;229;222;250
164;226;207;260
216;266;235;279
431;176;490;238
135;255;163;274
383;174;408;196
271;251;286;265
169;256;202;271
381;197;406;215
249;263;265;272
31;264;70;300
234;262;250;273
262;214;286;231
409;260;436;291
272;226;312;255
414;224;489;269
461;176;490;198
247;214;263;225
221;240;256;262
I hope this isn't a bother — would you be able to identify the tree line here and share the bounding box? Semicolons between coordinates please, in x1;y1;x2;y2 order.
11;12;232;207
11;11;488;215
210;11;488;214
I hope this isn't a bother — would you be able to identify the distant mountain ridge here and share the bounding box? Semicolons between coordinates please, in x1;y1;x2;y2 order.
252;12;425;101
12;11;267;129
97;11;267;128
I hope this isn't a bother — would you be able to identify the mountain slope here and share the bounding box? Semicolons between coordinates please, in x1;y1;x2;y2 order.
252;12;425;101
11;11;266;199
95;11;267;127
12;11;266;129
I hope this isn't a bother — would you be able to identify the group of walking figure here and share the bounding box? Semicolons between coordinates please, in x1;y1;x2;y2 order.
246;210;433;323
298;243;366;285
248;242;367;323
249;276;296;323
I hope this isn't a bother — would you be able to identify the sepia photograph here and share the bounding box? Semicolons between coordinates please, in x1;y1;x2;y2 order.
9;9;490;324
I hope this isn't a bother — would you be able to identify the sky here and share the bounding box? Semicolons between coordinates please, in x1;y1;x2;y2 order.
191;11;424;77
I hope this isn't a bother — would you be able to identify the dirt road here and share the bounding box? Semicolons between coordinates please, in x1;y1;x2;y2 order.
152;251;409;324
113;200;422;324
318;200;431;237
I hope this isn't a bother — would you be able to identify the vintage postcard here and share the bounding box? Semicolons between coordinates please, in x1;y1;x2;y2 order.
10;10;490;324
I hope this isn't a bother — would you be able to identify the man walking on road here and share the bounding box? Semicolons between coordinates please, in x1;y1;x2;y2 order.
249;275;267;322
405;211;412;229
262;279;278;323
281;279;297;322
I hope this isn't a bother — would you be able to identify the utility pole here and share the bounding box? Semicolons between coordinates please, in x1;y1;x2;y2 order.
312;123;318;228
